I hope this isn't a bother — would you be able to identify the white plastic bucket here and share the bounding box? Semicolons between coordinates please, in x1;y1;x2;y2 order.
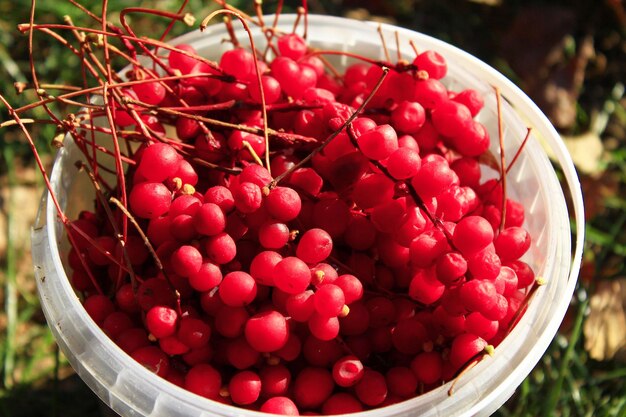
31;14;584;417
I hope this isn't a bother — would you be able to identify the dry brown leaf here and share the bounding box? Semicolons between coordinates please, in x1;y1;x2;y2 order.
561;131;605;175
583;279;626;361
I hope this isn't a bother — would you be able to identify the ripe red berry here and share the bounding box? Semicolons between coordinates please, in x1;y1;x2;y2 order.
129;182;172;219
449;333;488;370
332;355;364;387
273;257;312;295
293;367;334;409
258;221;290;249
322;393;364;414
296;228;333;264
188;262;222;292
286;290;316;322
354;369;388;406
137;143;181;183
145;306;178;339
387;147;421;180
391;101;426;134
453;215;494;255
184;364;222;400
357;124;399;160
494;226;531;262
193;203;226;236
177;316;211;348
410;351;443;385
413;50;447;79
460;279;498;314
386;366;418;398
249;250;282;286
260;364;291;397
314;284;345;317
245;310;289;352
308;312;340;341
232;182;263;214
265;186;302;222
277;33;307;60
131;346;170;378
170;245;202;277
260;396;299;415
219;271;257;306
229;370;262;405
205;232;237;265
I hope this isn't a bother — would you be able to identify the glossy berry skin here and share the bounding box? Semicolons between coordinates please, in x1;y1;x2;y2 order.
273;257;312;295
145;306;178;339
354;369;388;406
314;284;345;317
219;271;257;306
413;50;447;79
332;355;364;387
229;370;262;405
193;203;226;236
296;228;333;264
450;333;488;370
245;310;289;352
265;186;302;222
293;367;334;409
494;227;531;262
260;397;299;415
129;182;171;219
453;215;494;255
184;364;222;400
137;143;180;183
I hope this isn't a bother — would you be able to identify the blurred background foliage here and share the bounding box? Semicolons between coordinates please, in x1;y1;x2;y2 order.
0;0;624;416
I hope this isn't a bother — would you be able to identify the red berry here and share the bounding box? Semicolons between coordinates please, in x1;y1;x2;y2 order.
314;284;345;317
232;182;263;214
296;228;333;264
413;50;447;79
265;186;302;222
273;257;312;295
184;364;222;400
145;306;178;339
131;346;170;377
354;369;387;406
219;271;257;306
245;310;289;352
129;182;172;219
170;245;202;277
293;367;334;409
137;143;180;183
260;397;299;415
453;215;494;255
229;370;261;405
332;355;364;387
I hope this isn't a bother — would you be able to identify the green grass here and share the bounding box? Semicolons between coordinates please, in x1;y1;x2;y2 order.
0;1;625;416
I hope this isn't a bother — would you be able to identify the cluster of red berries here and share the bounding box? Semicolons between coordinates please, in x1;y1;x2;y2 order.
68;29;536;415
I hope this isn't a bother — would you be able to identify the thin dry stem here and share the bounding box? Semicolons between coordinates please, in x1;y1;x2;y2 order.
377;24;391;63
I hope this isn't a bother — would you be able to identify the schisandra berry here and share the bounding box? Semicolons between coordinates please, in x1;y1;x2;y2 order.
145;306;178;339
229;370;262;405
184;364;222;400
332;355;364;387
129;182;172;219
296;228;333;264
219;271;257;307
273;257;312;295
244;310;289;352
265;186;302;222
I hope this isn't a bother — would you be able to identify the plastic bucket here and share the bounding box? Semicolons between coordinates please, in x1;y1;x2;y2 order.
31;14;584;417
